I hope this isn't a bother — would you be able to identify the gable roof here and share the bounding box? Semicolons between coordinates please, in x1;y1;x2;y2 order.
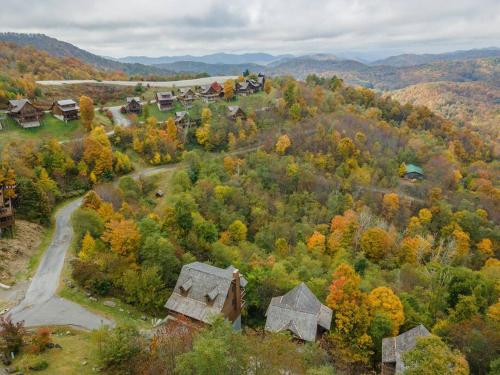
227;106;245;117
179;87;196;96
156;91;174;100
265;282;332;342
175;111;189;122
210;81;222;92
57;99;77;106
8;99;32;113
382;324;430;373
236;81;249;90
405;164;424;176
127;97;141;104
165;262;247;324
247;79;260;88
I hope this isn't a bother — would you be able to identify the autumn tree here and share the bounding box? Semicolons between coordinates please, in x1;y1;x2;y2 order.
307;231;326;253
275;134;291;155
224;79;235;101
403;335;469;375
264;79;272;94
360;227;394;262
102;219;140;262
84;126;113;180
382;192;399;221
80;95;95;131
367;287;404;335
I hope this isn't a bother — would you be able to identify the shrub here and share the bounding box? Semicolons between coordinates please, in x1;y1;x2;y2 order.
28;327;51;354
29;359;49;371
0;316;26;356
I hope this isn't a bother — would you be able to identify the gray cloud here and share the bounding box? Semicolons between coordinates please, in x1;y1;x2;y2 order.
0;0;498;59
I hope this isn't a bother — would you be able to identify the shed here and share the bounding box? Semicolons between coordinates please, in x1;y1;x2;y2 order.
404;164;424;180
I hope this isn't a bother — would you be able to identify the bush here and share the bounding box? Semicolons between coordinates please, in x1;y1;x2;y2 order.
71;259;112;296
93;325;143;372
0;316;26;356
28;327;51;354
29;359;49;371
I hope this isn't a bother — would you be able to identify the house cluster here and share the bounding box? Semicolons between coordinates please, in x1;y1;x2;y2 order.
163;261;428;373
123;74;266;115
7;98;80;128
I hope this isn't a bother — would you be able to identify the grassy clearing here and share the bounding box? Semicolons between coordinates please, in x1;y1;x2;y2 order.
0;113;84;148
11;328;96;375
59;286;153;329
139;102;186;122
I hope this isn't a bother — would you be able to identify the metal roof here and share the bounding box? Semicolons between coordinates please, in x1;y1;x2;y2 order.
8;99;31;112
57;99;76;106
127;97;141;103
405;164;424;175
265;282;332;342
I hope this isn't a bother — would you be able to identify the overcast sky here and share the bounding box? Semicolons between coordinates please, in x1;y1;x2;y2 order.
0;0;499;59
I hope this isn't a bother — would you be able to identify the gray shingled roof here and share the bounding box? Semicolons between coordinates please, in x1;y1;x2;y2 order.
8;99;30;113
382;324;430;374
157;91;174;100
265;282;332;342
175;111;188;122
127;97;141;103
57;99;76;106
227;106;244;117
165;262;246;324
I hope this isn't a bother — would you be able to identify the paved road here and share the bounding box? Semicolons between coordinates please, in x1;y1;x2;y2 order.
108;105;131;127
8;199;114;330
36;76;238;88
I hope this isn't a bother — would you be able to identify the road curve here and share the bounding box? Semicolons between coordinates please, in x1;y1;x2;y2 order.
9;198;114;330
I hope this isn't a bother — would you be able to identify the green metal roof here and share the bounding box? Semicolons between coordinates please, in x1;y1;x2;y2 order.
405;164;424;175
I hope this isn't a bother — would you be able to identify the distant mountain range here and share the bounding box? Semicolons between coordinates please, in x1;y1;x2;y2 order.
371;47;500;67
115;52;294;66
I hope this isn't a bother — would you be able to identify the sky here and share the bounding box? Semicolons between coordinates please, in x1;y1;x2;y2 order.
0;0;499;59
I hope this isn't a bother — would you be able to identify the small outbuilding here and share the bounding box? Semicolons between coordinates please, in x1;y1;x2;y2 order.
125;97;142;114
403;164;424;180
381;324;430;375
52;99;80;121
227;106;246;120
265;282;332;342
8;99;41;128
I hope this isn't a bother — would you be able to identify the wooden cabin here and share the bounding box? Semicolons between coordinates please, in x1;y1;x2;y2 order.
52;99;80;121
227;106;246;120
199;82;223;102
165;262;247;329
175;111;190;128
265;283;332;342
178;88;196;108
403;164;424;180
156;91;175;111
382;325;430;374
125;97;142;114
0;187;15;234
7;99;41;128
246;79;261;93
235;81;251;96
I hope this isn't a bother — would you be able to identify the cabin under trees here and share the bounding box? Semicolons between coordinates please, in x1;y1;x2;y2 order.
382;324;431;375
52;99;80;121
227;106;246;120
7;99;41;128
165;262;247;329
265;282;332;342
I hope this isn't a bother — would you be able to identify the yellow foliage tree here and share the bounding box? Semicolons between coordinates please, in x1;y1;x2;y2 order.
382;193;400;220
79;231;96;260
264;79;272;94
201;107;212;124
418;208;432;225
307;231;326;253
224;79;235;101
477;238;493;257
360;227;394;262
196;123;211;148
367;287;405;335
83;126;113;179
79;95;94;131
102;219;140;262
275;134;291;155
453;229;470;258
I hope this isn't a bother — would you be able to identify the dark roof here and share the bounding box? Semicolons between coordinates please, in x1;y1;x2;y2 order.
236;81;249;90
265;282;332;342
55;99;78;111
8;99;31;113
156;91;175;100
382;324;430;373
127;97;141;103
227;106;245;117
247;79;260;88
179;88;196;96
165;262;247;323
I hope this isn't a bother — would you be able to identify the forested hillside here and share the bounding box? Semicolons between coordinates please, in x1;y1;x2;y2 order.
0;42;126;107
2;72;497;374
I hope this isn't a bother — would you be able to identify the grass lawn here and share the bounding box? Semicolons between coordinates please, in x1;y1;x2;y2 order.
11;328;97;375
0;113;84;149
139;102;186;122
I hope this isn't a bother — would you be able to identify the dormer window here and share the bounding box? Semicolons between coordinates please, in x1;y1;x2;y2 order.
180;278;192;294
206;287;218;303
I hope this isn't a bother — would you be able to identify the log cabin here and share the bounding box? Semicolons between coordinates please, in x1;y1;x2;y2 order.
156;91;175;111
7;99;41;128
52;99;80;121
265;283;332;342
199;82;223;102
235;81;251;96
125;97;142;114
165;262;247;329
227;106;246;120
178;88;196;108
